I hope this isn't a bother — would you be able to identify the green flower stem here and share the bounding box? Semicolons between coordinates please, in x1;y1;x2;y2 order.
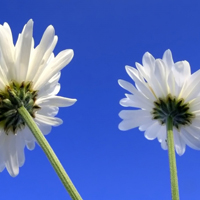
167;116;180;200
18;106;83;200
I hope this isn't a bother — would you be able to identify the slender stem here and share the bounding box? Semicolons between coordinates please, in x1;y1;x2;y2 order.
18;106;83;200
167;116;180;200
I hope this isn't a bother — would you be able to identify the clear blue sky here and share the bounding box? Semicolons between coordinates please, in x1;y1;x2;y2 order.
1;0;200;199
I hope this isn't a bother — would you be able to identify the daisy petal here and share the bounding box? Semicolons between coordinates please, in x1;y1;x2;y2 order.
36;114;63;126
26;25;55;81
16;19;33;82
144;122;160;140
34;49;74;90
119;110;152;131
173;129;186;156
37;122;52;135
125;65;155;100
4;134;19;177
172;61;191;87
181;128;200;150
37;96;77;107
142;52;155;73
162;49;174;73
118;79;137;94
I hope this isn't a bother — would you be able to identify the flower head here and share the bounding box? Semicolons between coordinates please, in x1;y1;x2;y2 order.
0;19;76;176
118;50;200;155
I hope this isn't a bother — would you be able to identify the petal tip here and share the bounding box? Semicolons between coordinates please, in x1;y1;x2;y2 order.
66;98;77;107
27;19;34;24
118;123;124;131
125;65;133;72
67;49;74;56
8;167;19;177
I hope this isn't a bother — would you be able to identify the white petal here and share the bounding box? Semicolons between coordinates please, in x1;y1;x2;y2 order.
158;127;168;150
16;19;33;82
172;61;191;88
35;114;63;126
0;162;5;172
144;121;160;140
0;134;6;172
157;126;167;150
0;65;8;90
21;126;36;150
3;22;13;45
118;79;137;94
26;25;55;81
37;106;59;116
119;109;151;119
46;83;60;96
139;121;154;131
182;69;200;101
31;36;58;83
120;97;135;107
16;134;25;167
152;59;168;97
191;117;200;128
37;96;77;107
34;49;74;90
162;49;174;73
25;141;35;150
4;134;19;177
173;129;185;156
0;25;15;78
167;71;176;96
142;52;155;74
37;72;61;98
122;93;153;110
0;131;6;148
181;126;200;150
119;79;154;110
0;49;9;77
36;122;52;135
185;125;200;139
181;127;200;150
161;139;168;150
118;110;152;131
119;96;152;110
135;62;148;79
125;66;155;100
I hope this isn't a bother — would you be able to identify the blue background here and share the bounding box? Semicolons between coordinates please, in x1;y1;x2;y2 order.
1;0;200;199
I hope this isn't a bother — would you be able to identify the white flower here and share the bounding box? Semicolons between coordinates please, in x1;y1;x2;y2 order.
0;19;76;176
118;49;200;156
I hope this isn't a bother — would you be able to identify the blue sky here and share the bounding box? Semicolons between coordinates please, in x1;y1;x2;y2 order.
1;0;200;199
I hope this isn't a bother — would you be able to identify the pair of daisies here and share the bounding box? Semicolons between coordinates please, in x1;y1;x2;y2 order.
0;19;198;177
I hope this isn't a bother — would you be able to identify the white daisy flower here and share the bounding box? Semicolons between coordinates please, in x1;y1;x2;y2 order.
0;19;76;176
118;49;200;156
